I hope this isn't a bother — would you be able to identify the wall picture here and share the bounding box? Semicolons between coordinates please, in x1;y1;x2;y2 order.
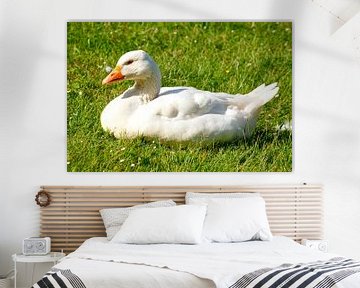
67;22;292;172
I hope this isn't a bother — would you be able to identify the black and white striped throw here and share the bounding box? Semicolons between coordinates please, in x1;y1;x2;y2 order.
32;268;86;288
229;257;360;288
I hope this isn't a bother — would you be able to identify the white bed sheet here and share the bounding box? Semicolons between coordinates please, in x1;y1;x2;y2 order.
56;258;214;288
54;236;360;288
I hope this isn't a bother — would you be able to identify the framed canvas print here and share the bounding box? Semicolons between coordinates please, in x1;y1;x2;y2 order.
67;22;292;172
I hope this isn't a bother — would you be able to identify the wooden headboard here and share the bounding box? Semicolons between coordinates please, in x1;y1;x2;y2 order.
39;184;323;253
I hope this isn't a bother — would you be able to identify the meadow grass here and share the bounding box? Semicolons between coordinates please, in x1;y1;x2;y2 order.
67;22;292;172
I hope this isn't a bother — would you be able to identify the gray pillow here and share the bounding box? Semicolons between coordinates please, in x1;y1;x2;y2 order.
186;192;260;204
100;200;176;240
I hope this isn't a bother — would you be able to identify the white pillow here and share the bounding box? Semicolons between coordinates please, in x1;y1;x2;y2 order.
202;197;272;243
111;205;207;244
100;200;176;240
186;192;259;204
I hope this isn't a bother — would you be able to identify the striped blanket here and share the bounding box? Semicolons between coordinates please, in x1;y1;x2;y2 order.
32;258;360;288
230;258;360;288
32;268;86;288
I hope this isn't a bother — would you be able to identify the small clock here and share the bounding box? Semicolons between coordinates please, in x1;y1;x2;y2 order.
301;239;328;252
23;237;51;255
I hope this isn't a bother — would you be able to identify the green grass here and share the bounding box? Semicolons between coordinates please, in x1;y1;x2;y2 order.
67;22;292;172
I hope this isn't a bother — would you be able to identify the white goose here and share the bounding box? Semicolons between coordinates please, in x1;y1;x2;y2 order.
101;50;279;141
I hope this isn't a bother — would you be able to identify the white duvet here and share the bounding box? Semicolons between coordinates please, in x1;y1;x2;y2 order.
53;237;360;288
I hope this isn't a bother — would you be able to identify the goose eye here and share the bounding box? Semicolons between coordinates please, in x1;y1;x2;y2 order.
124;60;134;65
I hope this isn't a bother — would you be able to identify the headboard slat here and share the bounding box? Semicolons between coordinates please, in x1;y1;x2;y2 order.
39;184;323;253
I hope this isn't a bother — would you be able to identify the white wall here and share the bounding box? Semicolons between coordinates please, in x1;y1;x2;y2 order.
1;0;360;285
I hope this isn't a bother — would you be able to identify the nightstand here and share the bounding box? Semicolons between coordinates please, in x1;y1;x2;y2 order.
301;239;328;252
12;252;65;288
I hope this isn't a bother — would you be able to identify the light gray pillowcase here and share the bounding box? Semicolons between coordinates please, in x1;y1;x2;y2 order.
185;192;260;204
100;200;176;240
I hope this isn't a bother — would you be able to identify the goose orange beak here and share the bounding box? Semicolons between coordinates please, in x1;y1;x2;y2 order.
102;66;125;85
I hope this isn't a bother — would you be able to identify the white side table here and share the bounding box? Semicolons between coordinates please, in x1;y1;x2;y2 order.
12;252;65;288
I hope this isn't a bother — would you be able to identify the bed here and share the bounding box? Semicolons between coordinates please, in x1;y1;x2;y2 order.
33;185;360;288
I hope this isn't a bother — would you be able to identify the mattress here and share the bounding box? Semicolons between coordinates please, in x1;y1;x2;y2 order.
34;236;360;288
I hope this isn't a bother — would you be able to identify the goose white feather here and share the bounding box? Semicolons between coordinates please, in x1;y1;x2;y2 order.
101;50;279;141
